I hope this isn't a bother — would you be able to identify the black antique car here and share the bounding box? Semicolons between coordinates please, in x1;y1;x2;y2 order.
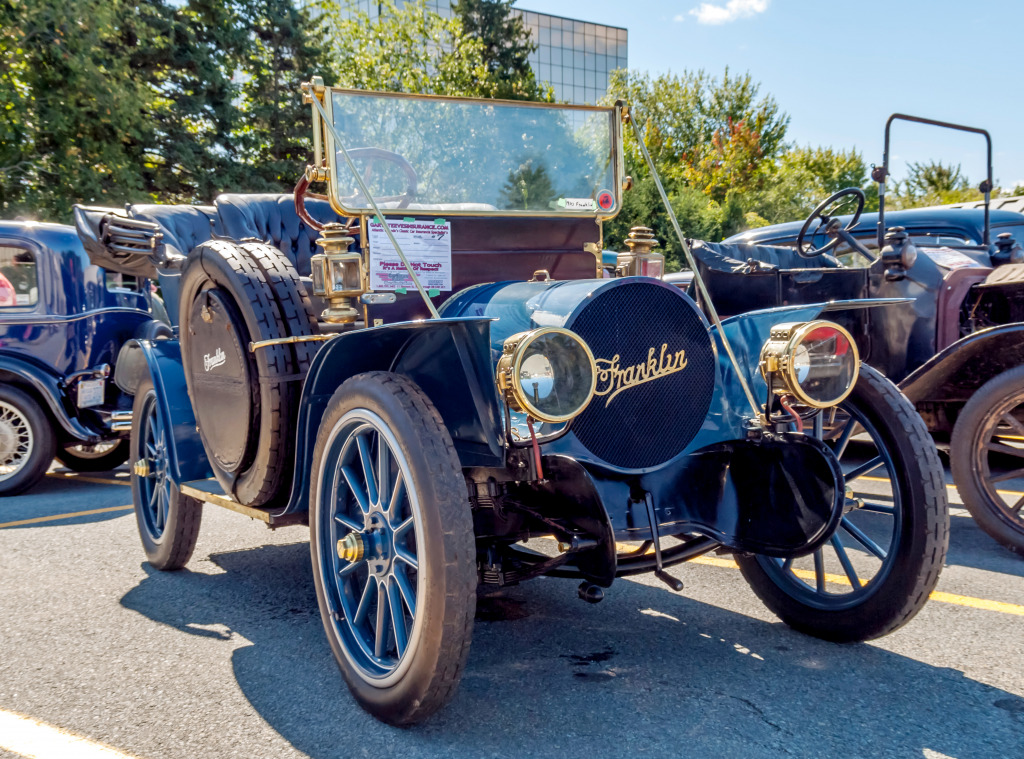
76;85;948;725
712;114;1024;554
0;221;168;495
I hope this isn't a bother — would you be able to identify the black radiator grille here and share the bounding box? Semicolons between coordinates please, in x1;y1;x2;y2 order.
569;282;716;469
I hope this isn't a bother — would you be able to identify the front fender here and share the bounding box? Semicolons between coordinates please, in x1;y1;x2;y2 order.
899;323;1024;404
0;354;96;442
277;317;502;517
114;339;211;483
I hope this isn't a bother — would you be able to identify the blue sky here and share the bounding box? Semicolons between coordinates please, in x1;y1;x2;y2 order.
523;0;1024;192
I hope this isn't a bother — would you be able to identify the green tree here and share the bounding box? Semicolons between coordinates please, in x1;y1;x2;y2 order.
607;68;789;183
891;160;982;209
234;0;325;191
499;161;556;211
321;0;495;97
451;0;549;101
0;0;159;218
749;145;876;225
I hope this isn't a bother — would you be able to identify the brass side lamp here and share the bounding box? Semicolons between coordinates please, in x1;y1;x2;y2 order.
310;222;364;323
617;226;665;279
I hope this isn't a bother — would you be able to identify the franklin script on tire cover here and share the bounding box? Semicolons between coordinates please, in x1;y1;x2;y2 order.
369;218;452;292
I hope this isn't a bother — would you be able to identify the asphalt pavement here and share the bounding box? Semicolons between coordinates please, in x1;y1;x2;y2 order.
0;462;1022;759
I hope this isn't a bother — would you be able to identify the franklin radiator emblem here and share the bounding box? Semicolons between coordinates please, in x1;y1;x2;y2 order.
594;343;687;406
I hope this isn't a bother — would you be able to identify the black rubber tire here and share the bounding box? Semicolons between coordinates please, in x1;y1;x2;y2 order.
130;379;203;570
950;366;1024;555
310;372;476;725
56;439;130;472
237;242;320;372
0;385;56;496
737;365;949;642
178;240;299;506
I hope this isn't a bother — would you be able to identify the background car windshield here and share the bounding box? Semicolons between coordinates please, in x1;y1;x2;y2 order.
328;91;617;215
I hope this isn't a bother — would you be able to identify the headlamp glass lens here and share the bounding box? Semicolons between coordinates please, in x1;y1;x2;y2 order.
516;331;595;422
792;325;857;406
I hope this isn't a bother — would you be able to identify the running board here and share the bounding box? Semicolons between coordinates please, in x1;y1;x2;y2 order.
179;479;306;527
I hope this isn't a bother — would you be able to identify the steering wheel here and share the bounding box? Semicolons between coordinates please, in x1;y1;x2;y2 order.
339;147;419;209
796;188;866;258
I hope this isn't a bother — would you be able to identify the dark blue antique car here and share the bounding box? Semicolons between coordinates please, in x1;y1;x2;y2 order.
712;115;1024;555
76;84;949;725
0;220;167;495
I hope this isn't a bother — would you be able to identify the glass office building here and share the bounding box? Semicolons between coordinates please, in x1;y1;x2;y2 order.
348;2;628;105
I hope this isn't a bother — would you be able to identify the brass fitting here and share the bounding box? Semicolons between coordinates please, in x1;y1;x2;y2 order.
133;459;149;478
338;532;367;563
616;226;663;278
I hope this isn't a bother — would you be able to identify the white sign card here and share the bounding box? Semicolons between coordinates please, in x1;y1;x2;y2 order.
919;246;983;270
369;218;452;292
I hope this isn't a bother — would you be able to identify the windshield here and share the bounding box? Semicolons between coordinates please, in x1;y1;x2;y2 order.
322;89;620;217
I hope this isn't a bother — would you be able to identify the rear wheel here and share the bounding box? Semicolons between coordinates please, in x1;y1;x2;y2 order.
951;366;1024;555
0;385;55;496
130;379;202;570
56;440;130;472
310;372;476;725
738;365;948;641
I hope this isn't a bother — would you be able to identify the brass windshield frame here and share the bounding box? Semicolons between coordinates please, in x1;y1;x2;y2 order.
309;84;624;221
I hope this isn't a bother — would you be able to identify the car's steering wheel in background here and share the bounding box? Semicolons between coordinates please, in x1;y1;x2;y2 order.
796;188;866;258
340;147;419;209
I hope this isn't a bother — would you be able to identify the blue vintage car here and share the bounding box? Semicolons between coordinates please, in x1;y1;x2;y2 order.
76;82;949;725
0;220;166;495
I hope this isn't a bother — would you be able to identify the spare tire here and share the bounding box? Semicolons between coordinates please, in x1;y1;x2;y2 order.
178;240;317;507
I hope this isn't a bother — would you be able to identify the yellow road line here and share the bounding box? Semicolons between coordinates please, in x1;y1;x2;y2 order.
46;473;130;487
0;505;133;530
687;555;1024;616
0;708;142;759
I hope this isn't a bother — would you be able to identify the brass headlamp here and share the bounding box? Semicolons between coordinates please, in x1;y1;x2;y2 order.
310;222;364;323
759;320;860;408
496;327;597;424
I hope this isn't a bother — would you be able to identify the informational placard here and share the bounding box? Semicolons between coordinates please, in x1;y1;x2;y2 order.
369;218;452;292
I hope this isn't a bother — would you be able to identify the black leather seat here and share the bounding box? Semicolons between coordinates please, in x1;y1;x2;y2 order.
129;204;222;259
690;239;840;272
215;194;344;276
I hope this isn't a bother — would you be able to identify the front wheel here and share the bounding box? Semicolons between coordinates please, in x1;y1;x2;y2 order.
130;379;202;570
950;366;1024;555
738;365;948;642
310;372;476;725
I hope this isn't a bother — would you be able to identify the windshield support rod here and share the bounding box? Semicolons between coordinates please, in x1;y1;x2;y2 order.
876;113;993;249
627;113;761;419
309;94;440;319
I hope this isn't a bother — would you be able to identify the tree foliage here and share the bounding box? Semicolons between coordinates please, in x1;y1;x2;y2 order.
452;0;549;101
889;160;982;209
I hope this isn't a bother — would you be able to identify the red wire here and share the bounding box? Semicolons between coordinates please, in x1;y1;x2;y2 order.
778;395;804;433
527;418;544;480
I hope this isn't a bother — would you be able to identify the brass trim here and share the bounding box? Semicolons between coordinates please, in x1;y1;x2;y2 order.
496;327;597;424
759;320;860;409
249;334;336;353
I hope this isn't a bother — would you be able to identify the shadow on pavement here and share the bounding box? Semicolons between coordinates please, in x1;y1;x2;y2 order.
0;473;132;530
121;541;1024;758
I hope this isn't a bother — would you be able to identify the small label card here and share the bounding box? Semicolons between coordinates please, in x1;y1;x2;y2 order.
369;218;452;292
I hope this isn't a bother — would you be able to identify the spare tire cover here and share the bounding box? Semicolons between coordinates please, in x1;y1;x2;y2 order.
185;288;254;472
